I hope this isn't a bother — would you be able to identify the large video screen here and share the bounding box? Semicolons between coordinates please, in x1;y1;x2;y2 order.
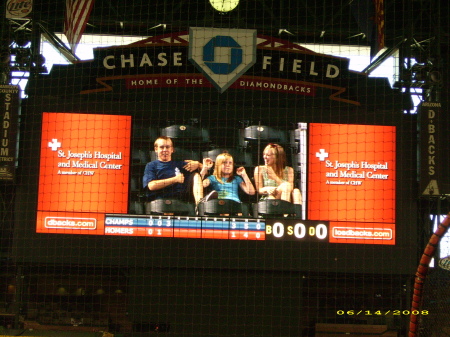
36;112;395;245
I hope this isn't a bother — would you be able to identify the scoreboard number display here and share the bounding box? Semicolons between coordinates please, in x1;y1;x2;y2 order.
265;219;329;241
104;215;266;240
103;215;328;242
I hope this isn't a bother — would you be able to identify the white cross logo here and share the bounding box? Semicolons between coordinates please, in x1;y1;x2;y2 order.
316;149;329;161
48;139;61;151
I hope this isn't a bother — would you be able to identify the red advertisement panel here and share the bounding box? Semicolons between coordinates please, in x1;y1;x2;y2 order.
307;123;395;244
37;113;131;215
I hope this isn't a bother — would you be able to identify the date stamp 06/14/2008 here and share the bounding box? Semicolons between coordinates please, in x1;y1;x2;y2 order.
337;310;429;316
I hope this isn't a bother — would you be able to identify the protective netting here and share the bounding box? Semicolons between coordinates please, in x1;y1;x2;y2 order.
1;1;449;337
418;268;450;337
407;213;450;337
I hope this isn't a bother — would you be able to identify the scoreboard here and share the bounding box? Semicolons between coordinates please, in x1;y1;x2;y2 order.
104;214;329;242
104;215;266;239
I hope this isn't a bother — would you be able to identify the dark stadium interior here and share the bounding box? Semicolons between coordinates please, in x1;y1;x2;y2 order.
1;0;450;336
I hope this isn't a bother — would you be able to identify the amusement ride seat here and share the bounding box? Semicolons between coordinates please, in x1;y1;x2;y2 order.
253;199;302;219
146;199;196;216
198;198;251;217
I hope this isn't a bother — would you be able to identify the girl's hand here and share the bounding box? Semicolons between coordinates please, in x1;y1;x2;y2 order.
266;187;277;196
202;158;214;169
236;167;246;176
265;166;278;181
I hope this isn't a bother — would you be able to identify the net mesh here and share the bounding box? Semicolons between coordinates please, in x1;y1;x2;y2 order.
408;213;450;337
419;268;450;337
1;1;449;337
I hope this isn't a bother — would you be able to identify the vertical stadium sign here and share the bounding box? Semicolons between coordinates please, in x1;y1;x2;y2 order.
419;102;442;196
0;85;20;181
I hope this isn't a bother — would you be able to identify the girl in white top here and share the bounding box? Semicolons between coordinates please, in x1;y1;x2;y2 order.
254;143;302;204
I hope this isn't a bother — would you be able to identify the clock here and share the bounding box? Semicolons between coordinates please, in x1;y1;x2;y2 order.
209;0;239;13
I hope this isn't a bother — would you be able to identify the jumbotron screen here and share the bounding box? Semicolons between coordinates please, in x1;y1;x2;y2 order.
36;112;396;245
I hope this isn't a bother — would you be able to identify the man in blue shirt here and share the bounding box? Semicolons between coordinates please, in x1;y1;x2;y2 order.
143;136;201;201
